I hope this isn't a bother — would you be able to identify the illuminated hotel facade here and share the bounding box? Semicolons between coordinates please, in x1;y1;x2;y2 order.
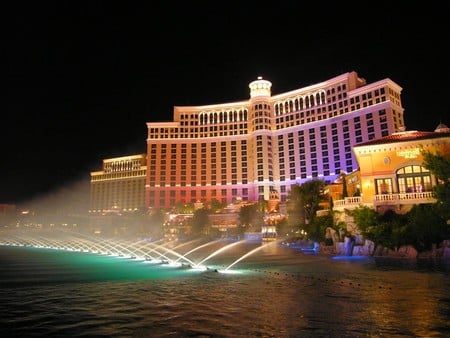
146;71;405;209
89;154;147;215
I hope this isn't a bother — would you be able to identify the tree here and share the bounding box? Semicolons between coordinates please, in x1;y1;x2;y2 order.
349;205;378;238
307;213;333;242
239;203;261;233
340;171;348;198
147;209;165;238
191;208;210;237
275;217;290;238
286;180;327;240
348;206;379;254
174;202;195;214
298;179;326;225
421;149;450;221
286;185;304;232
209;199;225;212
405;204;449;252
377;209;409;251
350;206;409;252
350;203;450;254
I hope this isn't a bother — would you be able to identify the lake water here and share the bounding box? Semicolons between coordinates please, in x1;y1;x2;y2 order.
0;239;449;337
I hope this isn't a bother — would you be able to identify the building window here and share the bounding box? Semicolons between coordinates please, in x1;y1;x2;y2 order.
375;178;393;194
396;165;432;193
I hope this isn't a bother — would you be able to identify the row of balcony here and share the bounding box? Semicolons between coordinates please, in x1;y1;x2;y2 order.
333;191;436;211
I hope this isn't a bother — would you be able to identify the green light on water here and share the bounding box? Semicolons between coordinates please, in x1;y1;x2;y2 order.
21;247;203;281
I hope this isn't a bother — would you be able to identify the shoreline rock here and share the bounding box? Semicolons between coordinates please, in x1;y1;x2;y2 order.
318;240;450;260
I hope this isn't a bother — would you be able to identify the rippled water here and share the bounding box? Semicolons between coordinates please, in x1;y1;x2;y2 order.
0;243;449;337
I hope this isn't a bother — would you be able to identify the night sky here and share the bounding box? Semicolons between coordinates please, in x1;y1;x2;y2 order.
2;2;449;207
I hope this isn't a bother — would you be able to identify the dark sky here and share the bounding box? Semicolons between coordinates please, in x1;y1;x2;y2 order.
2;2;449;207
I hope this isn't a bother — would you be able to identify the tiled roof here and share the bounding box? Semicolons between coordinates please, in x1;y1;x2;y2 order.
356;130;450;146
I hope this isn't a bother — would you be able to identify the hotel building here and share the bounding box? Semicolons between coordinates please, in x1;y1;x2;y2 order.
89;154;147;216
146;71;405;209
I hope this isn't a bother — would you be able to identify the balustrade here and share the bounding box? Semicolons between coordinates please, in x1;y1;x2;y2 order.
333;192;435;210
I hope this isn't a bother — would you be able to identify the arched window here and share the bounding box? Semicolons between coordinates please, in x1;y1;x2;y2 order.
396;165;432;193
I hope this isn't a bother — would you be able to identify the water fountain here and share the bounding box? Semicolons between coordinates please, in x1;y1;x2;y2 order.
0;228;273;273
222;239;281;272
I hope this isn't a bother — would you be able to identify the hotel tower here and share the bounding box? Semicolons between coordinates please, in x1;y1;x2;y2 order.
146;71;404;209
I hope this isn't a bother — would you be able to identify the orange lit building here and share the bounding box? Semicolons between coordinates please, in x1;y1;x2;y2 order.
146;71;405;209
333;124;450;214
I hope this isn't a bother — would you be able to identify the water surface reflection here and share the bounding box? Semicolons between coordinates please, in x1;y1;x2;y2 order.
0;243;448;337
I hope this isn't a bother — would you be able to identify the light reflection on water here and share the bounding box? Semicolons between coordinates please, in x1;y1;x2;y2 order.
0;244;449;337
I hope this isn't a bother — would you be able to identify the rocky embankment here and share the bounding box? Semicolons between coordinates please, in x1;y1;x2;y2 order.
318;239;450;259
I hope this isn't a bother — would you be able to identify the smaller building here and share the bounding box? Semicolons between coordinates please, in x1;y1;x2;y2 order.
208;200;254;236
334;123;450;214
163;212;193;241
261;223;277;242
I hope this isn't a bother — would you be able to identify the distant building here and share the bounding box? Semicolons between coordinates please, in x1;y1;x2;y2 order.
89;154;147;232
146;71;404;209
0;204;16;214
0;204;16;227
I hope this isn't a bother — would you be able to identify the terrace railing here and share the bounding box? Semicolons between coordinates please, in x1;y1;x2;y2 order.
333;192;436;211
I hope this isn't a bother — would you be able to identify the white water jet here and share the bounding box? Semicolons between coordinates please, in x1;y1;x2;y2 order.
222;239;281;271
1;228;289;274
173;239;223;263
194;240;247;268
